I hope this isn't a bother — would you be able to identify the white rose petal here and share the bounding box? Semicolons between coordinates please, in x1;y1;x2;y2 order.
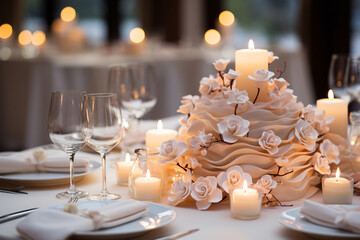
159;139;188;164
256;175;277;194
268;51;279;64
168;172;192;206
248;69;275;88
320;139;340;164
213;59;230;72
258;130;281;155
217;165;252;193
190;176;223;210
294;119;318;151
314;154;331;175
224;88;249;105
224;69;240;80
217;115;250;143
199;75;221;97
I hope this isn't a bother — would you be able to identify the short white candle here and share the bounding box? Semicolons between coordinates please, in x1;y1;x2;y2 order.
322;168;353;204
230;180;262;219
134;169;162;201
235;39;269;102
116;153;134;185
316;89;348;138
145;120;177;149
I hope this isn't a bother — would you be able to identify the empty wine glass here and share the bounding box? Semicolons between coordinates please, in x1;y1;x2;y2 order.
108;63;157;135
328;54;351;102
48;91;88;199
83;93;124;200
345;57;360;103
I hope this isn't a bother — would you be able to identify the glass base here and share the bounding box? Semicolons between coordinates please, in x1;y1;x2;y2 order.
88;192;121;201
232;214;260;220
56;189;88;200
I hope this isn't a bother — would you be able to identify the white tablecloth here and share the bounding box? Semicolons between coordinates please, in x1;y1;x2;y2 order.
0;146;359;240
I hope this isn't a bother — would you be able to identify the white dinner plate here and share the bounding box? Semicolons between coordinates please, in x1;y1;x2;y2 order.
0;160;101;187
278;206;360;239
50;200;176;239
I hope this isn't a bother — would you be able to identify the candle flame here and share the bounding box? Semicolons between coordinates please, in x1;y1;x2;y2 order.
146;169;151;179
328;89;334;100
336;167;340;180
248;39;254;50
243;180;248;190
157;120;163;131
125;153;130;163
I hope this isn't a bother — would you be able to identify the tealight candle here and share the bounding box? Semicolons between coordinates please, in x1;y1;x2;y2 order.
145;120;177;150
134;169;162;201
322;168;353;204
230;180;262;219
235;39;268;102
316;89;348;138
116;153;134;185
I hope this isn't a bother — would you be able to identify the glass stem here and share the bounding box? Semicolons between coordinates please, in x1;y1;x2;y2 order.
100;152;108;195
136;117;141;135
68;153;76;193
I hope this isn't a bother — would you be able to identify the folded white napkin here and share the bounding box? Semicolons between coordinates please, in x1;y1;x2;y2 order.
17;199;148;240
0;149;89;174
300;200;360;233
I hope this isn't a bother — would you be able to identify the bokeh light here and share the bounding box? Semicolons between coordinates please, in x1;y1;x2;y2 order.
129;27;145;44
0;24;13;39
32;31;46;46
18;30;32;46
204;29;221;45
219;11;235;26
61;7;76;22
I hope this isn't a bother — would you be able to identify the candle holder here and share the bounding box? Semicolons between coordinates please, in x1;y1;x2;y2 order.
129;148;162;202
322;174;354;204
115;153;135;186
230;186;262;220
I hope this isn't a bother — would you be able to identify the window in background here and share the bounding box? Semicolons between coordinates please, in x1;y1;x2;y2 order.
119;0;138;42
225;0;301;50
23;0;46;32
352;0;360;55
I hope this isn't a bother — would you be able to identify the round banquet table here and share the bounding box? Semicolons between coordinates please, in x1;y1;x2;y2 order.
1;151;359;240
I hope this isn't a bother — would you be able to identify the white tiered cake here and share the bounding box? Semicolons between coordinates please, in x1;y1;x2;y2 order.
158;52;349;210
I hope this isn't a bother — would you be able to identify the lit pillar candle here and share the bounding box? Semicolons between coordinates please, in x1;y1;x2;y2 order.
116;153;134;185
316;89;348;138
322;168;353;204
134;169;162;201
145;120;177;150
235;39;268;102
230;180;262;219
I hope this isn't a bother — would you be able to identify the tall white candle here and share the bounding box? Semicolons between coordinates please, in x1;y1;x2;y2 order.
322;168;353;204
134;169;162;201
230;180;262;219
316;89;348;138
116;153;134;185
235;39;268;102
145;120;177;149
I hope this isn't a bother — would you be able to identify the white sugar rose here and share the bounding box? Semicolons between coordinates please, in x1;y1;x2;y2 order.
258;130;281;155
217;165;252;193
159;139;187;164
168;172;192;206
177;103;193;115
294;119;318;151
32;148;48;162
224;88;249;105
275;156;289;167
320;139;340;164
256;175;277;194
314;153;331;175
269;88;296;109
213;59;230;72
248;69;275;88
268;78;289;93
268;51;279;64
199;75;221;97
180;94;199;105
217;115;250;143
190;176;222;210
224;69;240;80
189;135;202;154
301;104;316;125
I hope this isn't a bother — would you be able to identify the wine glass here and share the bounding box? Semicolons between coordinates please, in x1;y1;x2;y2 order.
328;54;351;102
83;93;124;200
345;57;360;102
108;63;157;135
48;90;88;199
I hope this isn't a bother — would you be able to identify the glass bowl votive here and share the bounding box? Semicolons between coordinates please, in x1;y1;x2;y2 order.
115;153;134;186
129;148;162;202
230;185;262;220
322;173;354;204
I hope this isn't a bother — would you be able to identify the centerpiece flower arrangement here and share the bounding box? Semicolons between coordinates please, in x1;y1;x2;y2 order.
159;54;348;210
